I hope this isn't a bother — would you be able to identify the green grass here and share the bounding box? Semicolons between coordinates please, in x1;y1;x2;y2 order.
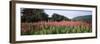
21;25;92;35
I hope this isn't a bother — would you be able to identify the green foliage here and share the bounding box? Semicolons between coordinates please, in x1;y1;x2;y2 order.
21;8;49;22
72;15;92;23
51;13;70;21
21;25;92;35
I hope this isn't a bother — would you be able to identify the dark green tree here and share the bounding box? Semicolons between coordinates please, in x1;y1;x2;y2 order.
21;8;49;22
51;13;70;21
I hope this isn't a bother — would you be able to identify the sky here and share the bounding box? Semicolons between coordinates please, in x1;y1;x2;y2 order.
44;9;92;19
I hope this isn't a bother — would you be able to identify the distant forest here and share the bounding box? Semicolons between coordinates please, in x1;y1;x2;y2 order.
21;8;92;23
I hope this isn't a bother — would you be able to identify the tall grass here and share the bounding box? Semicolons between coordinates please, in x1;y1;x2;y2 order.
21;21;92;35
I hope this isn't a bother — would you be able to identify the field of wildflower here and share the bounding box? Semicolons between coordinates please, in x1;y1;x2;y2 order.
21;21;92;35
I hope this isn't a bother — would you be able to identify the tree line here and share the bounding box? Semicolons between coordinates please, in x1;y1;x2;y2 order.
21;8;70;22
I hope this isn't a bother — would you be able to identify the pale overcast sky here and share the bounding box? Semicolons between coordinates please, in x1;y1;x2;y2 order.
44;9;92;19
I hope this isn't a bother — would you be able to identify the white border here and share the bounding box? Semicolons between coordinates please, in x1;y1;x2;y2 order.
16;3;96;41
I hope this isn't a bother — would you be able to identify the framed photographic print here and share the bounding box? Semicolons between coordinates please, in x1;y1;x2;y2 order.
10;1;97;43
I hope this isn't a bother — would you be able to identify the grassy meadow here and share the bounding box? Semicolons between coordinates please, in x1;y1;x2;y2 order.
21;8;92;35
